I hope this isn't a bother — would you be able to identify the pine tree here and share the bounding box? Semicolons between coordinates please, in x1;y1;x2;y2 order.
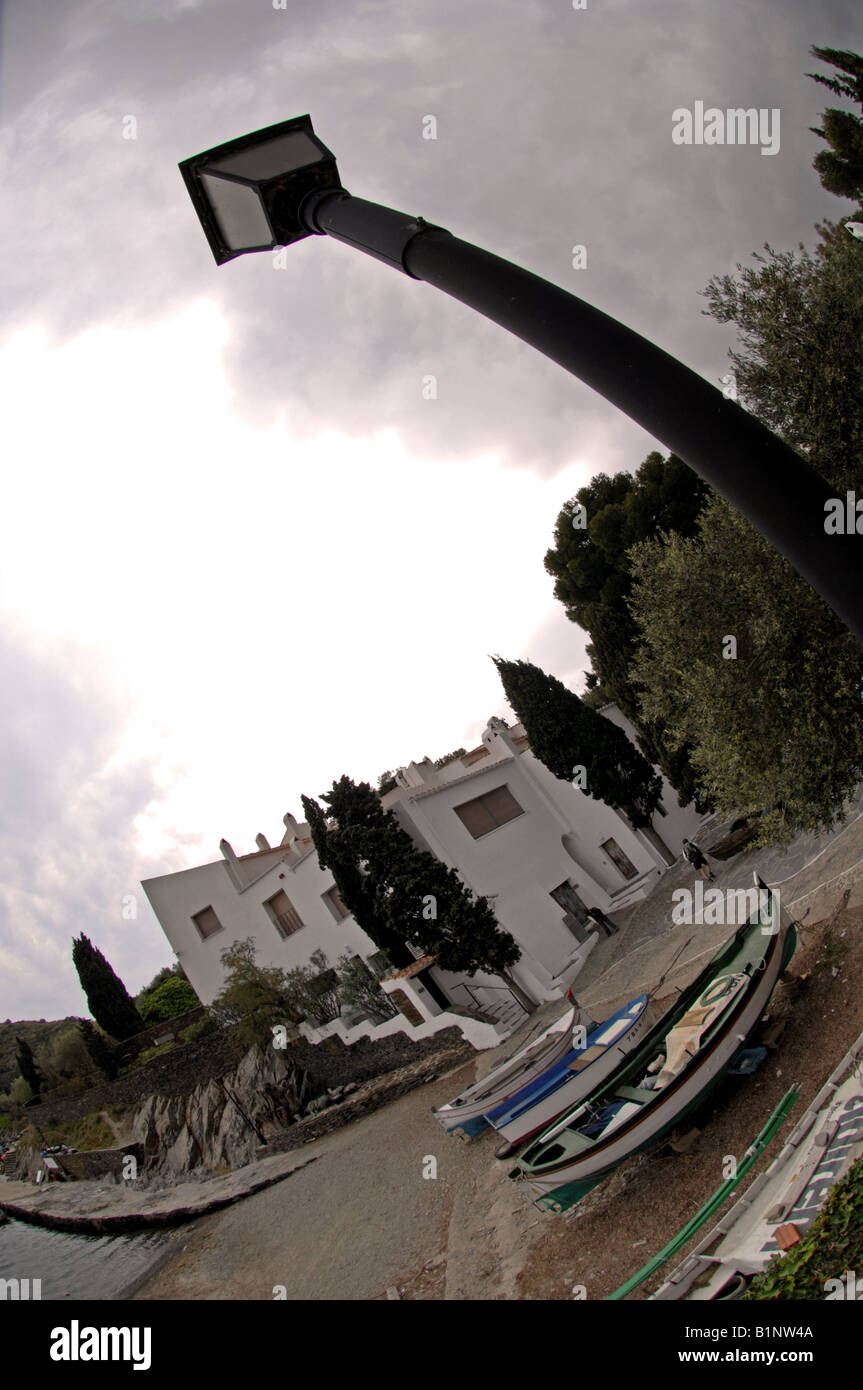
808;47;863;200
76;1020;119;1081
492;656;663;829
15;1036;43;1096
72;934;144;1041
303;778;529;1006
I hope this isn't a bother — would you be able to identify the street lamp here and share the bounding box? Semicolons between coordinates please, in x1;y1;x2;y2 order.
180;116;863;645
178;114;341;265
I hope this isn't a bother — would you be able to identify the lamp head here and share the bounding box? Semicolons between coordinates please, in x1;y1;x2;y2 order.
179;114;341;264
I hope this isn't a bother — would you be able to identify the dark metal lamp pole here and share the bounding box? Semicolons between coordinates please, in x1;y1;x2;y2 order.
180;117;863;645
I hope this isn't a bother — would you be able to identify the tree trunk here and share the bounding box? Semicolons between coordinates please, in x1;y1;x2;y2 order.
496;969;538;1015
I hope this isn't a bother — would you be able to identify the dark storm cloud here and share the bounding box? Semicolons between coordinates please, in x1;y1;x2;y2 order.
0;625;197;1018
2;0;859;483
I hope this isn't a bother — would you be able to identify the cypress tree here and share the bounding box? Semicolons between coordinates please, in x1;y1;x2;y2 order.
492;656;663;829
77;1020;119;1081
302;785;416;970
72;934;144;1041
15;1036;43;1096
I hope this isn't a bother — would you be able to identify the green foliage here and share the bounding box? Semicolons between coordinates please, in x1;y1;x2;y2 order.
209;938;303;1050
72;934;144;1042
0;1018;84;1095
304;777;521;979
493;656;663;829
807;47;863;201
43;1024;92;1086
77;1019;120;1081
302;785;417;970
628;495;863;846
743;1158;863;1299
376;770;398;797
139;976;200;1025
283;949;343;1028
180;1016;218;1043
544;451;709;803
334;952;398;1023
433;747;467;768
9;1077;33;1107
699;220;863;495
135;1039;177;1066
15;1036;43;1096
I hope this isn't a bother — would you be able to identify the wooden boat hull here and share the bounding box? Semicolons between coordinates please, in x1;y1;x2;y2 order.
432;1003;577;1136
515;897;795;1211
484;995;651;1149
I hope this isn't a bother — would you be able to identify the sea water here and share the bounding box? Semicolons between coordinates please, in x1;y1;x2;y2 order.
0;1216;175;1300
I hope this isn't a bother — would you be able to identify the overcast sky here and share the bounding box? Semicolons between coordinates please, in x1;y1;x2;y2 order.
0;0;859;1021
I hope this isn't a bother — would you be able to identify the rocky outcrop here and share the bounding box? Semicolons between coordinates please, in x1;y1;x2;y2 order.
131;1044;307;1180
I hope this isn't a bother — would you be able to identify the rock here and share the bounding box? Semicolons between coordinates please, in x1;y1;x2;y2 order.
130;1045;302;1181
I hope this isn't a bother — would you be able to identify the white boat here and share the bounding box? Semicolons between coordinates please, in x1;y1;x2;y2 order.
484;994;651;1155
432;1002;578;1137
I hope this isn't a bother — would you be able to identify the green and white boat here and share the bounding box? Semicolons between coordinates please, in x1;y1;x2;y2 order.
513;877;795;1213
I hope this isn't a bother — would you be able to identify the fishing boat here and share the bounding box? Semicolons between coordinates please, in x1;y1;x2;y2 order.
514;877;795;1212
485;994;651;1157
432;1000;578;1137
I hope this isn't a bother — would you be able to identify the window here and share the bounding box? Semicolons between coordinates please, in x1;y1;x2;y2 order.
192;906;223;941
322;884;350;921
600;838;638;880
264;889;305;938
453;784;525;839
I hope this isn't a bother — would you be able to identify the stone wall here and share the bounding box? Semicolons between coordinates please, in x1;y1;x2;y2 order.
112;1007;207;1061
60;1144;145;1181
286;1027;468;1091
27;1026;467;1132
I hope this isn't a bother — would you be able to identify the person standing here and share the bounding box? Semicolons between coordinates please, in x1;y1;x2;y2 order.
585;905;617;937
682;838;715;882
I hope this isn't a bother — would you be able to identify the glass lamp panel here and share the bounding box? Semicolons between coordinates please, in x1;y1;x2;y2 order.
200;172;272;250
208;130;324;182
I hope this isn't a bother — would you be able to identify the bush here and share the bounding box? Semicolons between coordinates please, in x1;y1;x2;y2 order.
139;976;200;1025
180;1017;217;1043
135;1040;176;1066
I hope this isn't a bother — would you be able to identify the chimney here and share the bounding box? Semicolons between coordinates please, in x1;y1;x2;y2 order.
255;833;271;852
219;838;244;888
281;812;301;848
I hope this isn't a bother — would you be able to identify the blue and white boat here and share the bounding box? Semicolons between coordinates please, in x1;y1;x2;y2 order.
485;995;651;1156
432;1002;578;1137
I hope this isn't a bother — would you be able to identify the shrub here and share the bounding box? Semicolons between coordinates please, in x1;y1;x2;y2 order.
180;1017;217;1043
139;976;200;1025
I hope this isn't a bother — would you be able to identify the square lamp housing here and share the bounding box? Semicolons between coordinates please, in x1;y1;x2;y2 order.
179;115;342;265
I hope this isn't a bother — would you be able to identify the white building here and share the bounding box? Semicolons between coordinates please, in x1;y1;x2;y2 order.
141;705;705;1037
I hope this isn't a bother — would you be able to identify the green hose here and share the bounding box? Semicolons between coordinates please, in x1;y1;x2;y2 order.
606;1085;799;1301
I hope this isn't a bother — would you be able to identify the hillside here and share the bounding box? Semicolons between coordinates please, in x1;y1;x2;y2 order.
0;1018;83;1094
